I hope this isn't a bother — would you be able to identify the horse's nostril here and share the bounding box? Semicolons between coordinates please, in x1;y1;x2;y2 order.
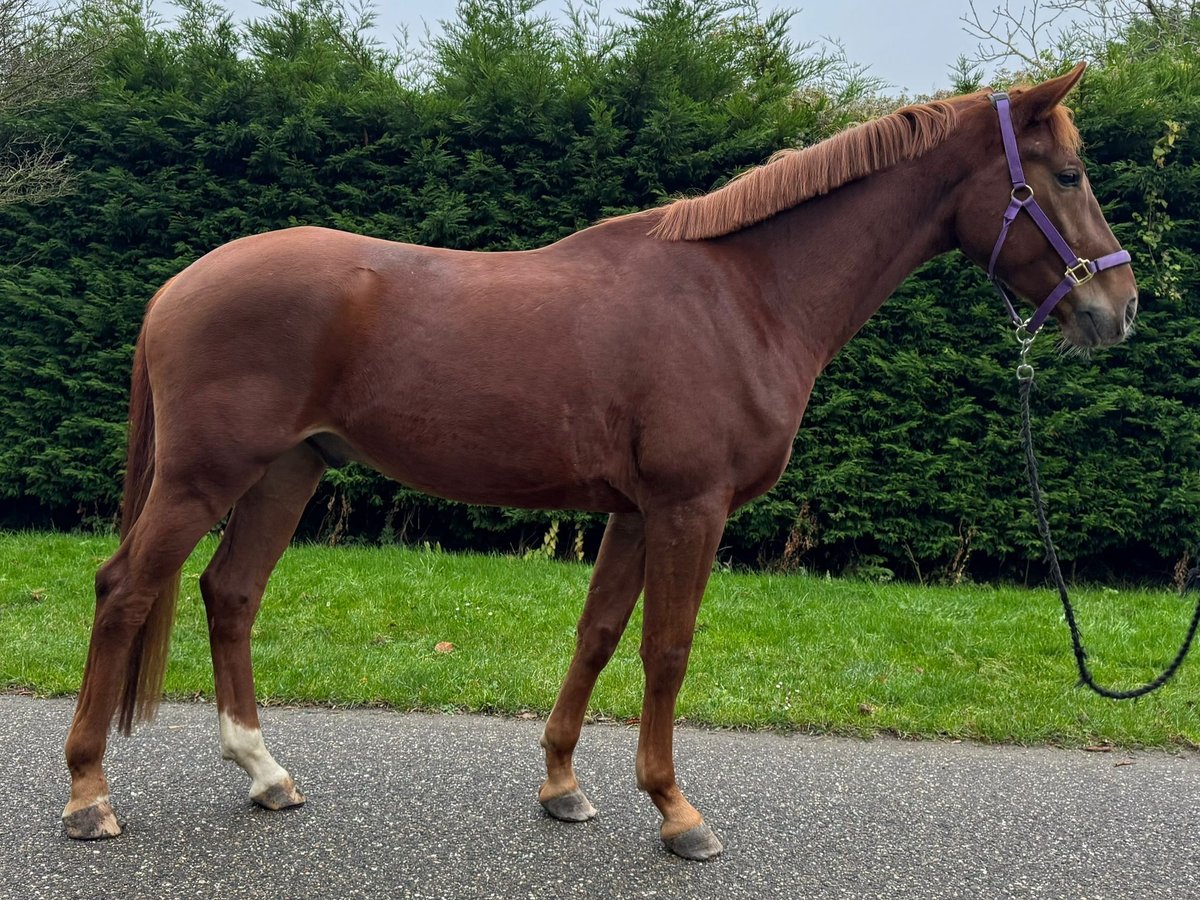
1124;296;1138;330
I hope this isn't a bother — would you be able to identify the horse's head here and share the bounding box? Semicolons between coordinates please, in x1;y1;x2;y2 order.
954;63;1137;349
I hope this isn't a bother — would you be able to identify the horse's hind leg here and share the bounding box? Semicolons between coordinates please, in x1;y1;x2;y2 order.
199;445;325;809
63;480;253;839
637;496;728;860
539;512;645;822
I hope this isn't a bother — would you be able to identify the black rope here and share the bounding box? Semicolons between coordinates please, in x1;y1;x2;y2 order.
1019;370;1200;699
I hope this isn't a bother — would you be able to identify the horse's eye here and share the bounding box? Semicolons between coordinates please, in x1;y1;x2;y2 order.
1056;170;1081;188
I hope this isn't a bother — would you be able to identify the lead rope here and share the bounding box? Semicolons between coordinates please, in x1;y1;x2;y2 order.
1017;327;1200;698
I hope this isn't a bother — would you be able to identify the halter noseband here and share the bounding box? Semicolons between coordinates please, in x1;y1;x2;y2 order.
986;91;1131;334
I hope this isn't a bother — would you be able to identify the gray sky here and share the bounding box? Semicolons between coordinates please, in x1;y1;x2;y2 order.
194;1;1021;96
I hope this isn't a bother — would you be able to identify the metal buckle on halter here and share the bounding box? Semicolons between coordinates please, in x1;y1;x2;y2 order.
1065;258;1095;286
1010;184;1034;203
989;91;1009;107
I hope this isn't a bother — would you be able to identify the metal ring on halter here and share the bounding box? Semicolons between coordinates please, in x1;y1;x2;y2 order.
1014;321;1039;344
1016;363;1034;381
1010;184;1035;203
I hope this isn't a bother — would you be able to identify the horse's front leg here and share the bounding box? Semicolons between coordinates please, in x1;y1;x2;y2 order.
539;511;646;821
636;495;728;860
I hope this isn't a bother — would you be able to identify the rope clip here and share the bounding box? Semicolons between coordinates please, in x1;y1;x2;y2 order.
1015;320;1037;383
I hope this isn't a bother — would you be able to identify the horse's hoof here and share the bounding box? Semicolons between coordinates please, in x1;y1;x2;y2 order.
62;799;122;840
251;777;306;811
664;822;723;861
540;787;597;822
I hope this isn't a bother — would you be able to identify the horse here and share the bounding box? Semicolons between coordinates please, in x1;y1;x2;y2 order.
62;63;1136;860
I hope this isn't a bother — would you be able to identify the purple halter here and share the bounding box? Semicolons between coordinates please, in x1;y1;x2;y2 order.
986;91;1131;334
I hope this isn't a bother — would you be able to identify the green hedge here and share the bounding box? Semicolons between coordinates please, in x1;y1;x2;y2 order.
0;0;1197;582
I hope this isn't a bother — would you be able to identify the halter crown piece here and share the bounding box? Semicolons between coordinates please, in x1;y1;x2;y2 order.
986;92;1132;334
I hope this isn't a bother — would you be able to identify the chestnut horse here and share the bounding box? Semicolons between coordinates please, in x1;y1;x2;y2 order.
63;64;1135;859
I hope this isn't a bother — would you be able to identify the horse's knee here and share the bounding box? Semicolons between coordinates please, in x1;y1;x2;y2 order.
576;622;624;667
639;641;692;681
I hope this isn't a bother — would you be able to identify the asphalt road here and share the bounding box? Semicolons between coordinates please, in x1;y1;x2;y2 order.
2;695;1199;899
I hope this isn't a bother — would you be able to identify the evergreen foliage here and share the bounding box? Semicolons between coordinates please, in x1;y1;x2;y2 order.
0;0;1196;582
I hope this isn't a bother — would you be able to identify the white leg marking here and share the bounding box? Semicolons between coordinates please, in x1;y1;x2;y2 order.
218;713;289;796
63;793;110;813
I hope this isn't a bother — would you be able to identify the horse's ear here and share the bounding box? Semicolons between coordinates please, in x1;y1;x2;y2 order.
1016;62;1086;123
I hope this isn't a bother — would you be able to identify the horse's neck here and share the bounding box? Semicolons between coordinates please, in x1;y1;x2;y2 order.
735;150;963;370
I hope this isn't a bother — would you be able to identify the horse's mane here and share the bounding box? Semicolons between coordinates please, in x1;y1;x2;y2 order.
648;89;1082;241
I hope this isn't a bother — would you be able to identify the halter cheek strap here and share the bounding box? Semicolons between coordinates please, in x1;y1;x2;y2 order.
986;92;1131;333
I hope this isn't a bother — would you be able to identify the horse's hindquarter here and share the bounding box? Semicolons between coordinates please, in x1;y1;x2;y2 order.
146;225;805;513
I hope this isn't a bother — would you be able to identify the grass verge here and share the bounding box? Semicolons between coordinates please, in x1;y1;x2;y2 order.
1;531;1197;747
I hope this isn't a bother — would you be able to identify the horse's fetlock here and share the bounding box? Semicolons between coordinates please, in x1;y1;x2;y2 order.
65;729;104;775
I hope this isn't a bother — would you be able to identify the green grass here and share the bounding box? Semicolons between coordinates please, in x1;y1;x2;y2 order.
2;531;1198;747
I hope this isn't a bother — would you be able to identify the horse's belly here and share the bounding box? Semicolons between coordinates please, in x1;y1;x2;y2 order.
332;422;637;513
378;459;637;513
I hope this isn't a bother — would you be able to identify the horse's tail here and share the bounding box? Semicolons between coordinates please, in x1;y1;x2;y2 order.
116;279;177;735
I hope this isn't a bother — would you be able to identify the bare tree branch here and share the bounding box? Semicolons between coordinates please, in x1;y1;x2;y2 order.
0;135;69;202
0;0;101;111
961;0;1081;74
0;0;106;205
961;0;1199;77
